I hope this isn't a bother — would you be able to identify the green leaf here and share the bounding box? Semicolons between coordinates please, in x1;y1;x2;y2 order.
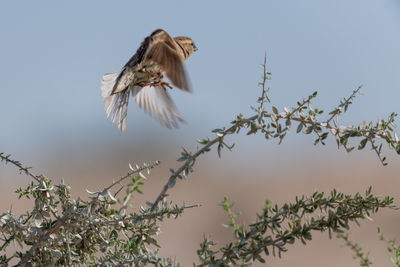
303;126;313;134
296;123;303;133
167;177;176;189
285;119;291;128
358;139;368;150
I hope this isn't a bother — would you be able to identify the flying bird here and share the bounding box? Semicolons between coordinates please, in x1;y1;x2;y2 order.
101;29;197;131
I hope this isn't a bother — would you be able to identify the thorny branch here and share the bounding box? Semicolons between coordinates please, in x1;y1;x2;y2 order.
196;188;394;266
378;228;400;266
151;56;400;212
326;86;362;125
337;232;372;267
0;153;41;182
104;161;160;193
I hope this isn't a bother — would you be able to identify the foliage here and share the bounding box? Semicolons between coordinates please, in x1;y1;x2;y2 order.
337;232;373;267
0;158;193;266
155;57;400;214
378;228;400;266
196;189;393;266
1;57;399;266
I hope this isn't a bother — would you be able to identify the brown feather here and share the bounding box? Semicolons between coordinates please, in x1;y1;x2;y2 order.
143;30;191;92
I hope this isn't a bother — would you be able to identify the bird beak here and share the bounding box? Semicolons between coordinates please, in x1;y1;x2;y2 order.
193;44;198;52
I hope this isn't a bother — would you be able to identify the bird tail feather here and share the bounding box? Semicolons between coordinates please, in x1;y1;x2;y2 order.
101;71;130;132
101;72;120;98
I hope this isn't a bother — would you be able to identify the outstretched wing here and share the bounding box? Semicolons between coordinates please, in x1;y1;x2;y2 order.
132;85;185;129
143;29;191;92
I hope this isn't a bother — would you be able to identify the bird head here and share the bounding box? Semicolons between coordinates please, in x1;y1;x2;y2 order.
174;36;198;59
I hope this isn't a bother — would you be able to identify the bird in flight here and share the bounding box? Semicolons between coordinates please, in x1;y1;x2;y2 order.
101;29;197;131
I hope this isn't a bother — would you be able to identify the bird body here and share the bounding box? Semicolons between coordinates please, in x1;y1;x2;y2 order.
101;29;197;131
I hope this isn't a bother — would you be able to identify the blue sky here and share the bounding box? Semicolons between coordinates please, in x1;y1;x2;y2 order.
1;0;399;162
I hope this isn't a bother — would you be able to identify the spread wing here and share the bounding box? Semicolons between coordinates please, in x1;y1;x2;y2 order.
143;29;191;92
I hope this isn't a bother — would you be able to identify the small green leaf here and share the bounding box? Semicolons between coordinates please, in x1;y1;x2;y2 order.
296;123;303;133
358;139;368;150
303;126;313;134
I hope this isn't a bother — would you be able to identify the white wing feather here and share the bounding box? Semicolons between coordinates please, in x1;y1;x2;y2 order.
101;72;120;98
101;71;130;132
132;86;185;129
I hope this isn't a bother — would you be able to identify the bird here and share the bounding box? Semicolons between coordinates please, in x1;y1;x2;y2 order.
101;29;197;131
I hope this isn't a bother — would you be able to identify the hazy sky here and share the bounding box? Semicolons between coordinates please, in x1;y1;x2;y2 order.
1;0;400;160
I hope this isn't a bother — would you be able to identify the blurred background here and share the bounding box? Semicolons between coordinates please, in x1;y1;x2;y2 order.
1;1;400;266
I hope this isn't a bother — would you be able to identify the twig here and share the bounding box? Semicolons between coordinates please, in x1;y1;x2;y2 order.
95;204;200;226
326;86;362;125
13;212;72;267
0;153;40;182
150;117;254;212
337;232;372;267
258;54;271;110
104;161;160;192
